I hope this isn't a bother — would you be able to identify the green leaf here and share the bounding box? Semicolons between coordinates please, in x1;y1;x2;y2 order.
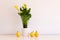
18;5;32;28
20;8;23;11
27;8;31;14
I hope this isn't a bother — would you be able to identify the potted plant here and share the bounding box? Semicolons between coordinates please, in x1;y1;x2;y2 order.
14;4;32;36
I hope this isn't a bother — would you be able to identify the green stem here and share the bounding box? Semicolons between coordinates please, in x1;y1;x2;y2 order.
21;20;28;28
23;22;27;28
23;24;27;28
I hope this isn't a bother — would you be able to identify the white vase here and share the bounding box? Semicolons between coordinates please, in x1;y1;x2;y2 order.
22;28;30;37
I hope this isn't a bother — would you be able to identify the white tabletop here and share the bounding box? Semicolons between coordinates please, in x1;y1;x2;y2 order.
0;35;60;40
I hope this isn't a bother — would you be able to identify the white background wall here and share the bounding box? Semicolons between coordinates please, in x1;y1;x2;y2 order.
0;0;60;34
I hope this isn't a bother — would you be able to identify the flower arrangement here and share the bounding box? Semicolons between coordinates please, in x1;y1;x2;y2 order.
14;4;39;38
14;4;32;28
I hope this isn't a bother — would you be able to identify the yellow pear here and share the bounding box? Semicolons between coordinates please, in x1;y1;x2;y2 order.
35;31;39;37
16;31;20;38
30;31;35;37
